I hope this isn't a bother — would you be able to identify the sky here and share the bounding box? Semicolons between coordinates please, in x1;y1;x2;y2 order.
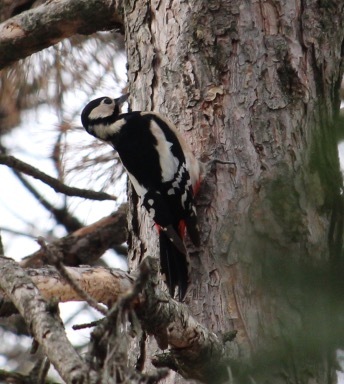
0;53;128;378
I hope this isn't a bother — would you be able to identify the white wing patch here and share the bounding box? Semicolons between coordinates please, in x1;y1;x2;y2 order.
148;208;155;218
149;120;179;182
141;112;202;189
126;171;148;197
181;190;188;208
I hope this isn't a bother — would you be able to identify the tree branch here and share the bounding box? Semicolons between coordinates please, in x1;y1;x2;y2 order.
0;256;90;383
138;257;231;382
38;236;108;316
0;153;116;201
0;257;232;383
13;169;83;232
21;204;128;268
0;0;124;69
0;369;30;384
0;265;134;316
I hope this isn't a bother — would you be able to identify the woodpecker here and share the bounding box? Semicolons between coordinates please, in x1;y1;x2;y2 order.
81;94;202;300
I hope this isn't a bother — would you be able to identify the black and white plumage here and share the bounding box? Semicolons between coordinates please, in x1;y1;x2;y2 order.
81;94;202;300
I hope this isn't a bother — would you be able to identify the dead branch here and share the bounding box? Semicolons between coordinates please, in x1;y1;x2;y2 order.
0;257;232;383
0;265;133;317
85;256;170;383
38;236;108;315
0;256;91;383
21;204;128;268
0;369;29;384
0;357;52;384
31;265;132;306
0;153;116;201
138;257;231;382
0;0;124;69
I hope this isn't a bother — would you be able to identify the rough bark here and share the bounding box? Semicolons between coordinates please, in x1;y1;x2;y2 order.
124;0;344;383
0;265;133;315
0;0;124;69
0;0;343;383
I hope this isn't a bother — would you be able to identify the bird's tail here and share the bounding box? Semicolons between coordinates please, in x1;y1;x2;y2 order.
159;227;188;301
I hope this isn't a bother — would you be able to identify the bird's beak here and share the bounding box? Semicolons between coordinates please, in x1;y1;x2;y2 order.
115;93;130;106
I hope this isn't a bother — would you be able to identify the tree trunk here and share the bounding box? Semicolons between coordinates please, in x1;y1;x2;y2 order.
123;0;344;382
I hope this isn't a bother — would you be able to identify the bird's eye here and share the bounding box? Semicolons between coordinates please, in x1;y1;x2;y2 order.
103;98;112;105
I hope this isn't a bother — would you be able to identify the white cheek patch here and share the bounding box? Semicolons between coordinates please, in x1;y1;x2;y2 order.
89;104;114;119
92;119;126;140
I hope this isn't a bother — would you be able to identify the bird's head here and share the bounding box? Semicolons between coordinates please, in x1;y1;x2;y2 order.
81;94;129;140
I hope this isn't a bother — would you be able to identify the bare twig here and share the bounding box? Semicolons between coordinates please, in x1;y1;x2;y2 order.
0;256;90;383
21;204;128;268
0;369;29;384
29;357;50;384
13;169;82;232
72;319;103;330
0;153;116;201
38;237;108;316
86;256;168;384
0;226;39;239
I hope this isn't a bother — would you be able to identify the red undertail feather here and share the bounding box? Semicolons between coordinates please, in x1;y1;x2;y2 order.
178;220;186;239
192;177;202;196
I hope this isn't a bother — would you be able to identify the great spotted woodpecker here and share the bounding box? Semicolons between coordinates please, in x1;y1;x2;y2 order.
81;94;202;300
